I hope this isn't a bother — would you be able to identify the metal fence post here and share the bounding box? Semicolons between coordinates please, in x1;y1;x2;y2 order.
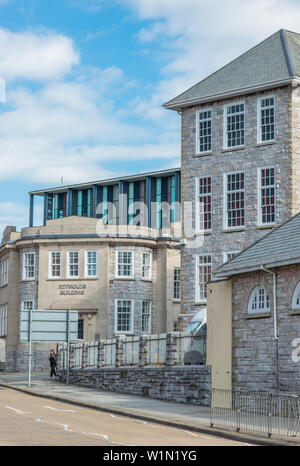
236;391;241;432
268;394;272;438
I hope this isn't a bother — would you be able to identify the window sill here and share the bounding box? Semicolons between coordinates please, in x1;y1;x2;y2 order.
195;301;207;306
193;151;213;158
141;278;152;283
47;278;98;281
222;146;246;153
114;277;135;281
222;228;246;233
256;224;276;230
256;140;276;147
0;284;8;289
245;312;271;319
173;299;181;304
289;309;300;315
196;230;212;235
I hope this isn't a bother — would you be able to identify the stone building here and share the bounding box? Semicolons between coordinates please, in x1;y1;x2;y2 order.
163;29;300;322
208;211;300;395
0;168;182;371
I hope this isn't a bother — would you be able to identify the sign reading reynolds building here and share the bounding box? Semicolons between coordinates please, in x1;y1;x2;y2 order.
59;283;87;295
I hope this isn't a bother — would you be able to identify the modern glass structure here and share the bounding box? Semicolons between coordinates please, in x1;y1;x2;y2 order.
28;168;181;229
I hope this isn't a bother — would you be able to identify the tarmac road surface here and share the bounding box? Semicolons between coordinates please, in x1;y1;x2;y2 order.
0;387;254;446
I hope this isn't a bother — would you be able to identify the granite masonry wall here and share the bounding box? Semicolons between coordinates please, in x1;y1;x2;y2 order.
6;246;40;372
109;245;156;335
64;365;211;406
232;264;300;395
181;86;294;316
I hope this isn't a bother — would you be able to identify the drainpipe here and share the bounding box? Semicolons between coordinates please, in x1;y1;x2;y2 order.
261;265;279;393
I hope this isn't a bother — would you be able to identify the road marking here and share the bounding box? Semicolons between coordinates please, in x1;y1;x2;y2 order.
55;423;74;432
4;406;30;415
81;431;135;446
43;405;76;413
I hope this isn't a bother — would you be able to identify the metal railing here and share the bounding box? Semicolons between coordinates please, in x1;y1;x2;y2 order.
87;342;98;368
58;331;207;369
103;338;116;366
145;333;167;366
210;388;300;438
73;343;83;368
123;336;139;366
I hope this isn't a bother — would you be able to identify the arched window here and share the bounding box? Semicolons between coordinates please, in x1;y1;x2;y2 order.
292;282;300;310
248;286;270;314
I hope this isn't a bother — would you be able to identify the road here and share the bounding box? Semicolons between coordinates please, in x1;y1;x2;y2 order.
0;387;253;446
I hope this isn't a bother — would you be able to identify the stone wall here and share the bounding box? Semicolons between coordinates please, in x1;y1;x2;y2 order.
60;365;211;406
181;86;293;317
57;332;210;405
231;264;300;394
6;342;54;372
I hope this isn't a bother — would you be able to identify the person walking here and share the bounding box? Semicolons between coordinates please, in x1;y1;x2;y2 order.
49;349;57;379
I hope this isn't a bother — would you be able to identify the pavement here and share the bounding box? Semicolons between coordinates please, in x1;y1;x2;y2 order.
0;370;299;446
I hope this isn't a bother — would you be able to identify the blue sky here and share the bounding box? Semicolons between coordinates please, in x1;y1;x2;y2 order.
1;0;300;234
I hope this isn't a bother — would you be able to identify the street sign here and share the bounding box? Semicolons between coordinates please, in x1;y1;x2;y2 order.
19;309;78;387
20;309;78;342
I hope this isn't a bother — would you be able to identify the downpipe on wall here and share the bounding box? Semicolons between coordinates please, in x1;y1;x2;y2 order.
261;265;279;393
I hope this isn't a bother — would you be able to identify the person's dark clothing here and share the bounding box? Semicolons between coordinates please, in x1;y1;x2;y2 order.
49;353;57;378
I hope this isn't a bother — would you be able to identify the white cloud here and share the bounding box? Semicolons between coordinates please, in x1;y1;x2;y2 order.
121;0;300;114
0;201;28;238
0;28;79;82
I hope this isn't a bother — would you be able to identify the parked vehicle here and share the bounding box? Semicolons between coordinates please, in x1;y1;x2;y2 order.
182;307;207;365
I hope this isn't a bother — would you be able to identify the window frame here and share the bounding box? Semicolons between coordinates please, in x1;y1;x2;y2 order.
22;252;36;281
0;302;8;337
196;176;212;232
195;254;212;304
223;101;245;150
48;251;62;279
196;108;212;154
257;95;276;144
223;251;240;263
115;250;134;279
114;299;134;334
248;286;271;314
141;252;152;280
84;250;98;278
257;166;276;227
223;171;246;231
22;300;35;311
0;257;8;287
173;267;181;302
141;300;152;334
66;250;80;279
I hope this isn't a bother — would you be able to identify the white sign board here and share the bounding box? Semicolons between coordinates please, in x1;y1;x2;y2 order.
20;309;78;342
20;309;78;387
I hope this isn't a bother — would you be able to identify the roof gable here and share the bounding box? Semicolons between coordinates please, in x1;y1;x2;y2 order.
164;29;299;110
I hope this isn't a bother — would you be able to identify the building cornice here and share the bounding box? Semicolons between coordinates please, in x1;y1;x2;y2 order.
14;234;181;248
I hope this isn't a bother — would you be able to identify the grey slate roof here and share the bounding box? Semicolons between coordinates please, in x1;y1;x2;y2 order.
164;29;300;110
214;212;300;277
